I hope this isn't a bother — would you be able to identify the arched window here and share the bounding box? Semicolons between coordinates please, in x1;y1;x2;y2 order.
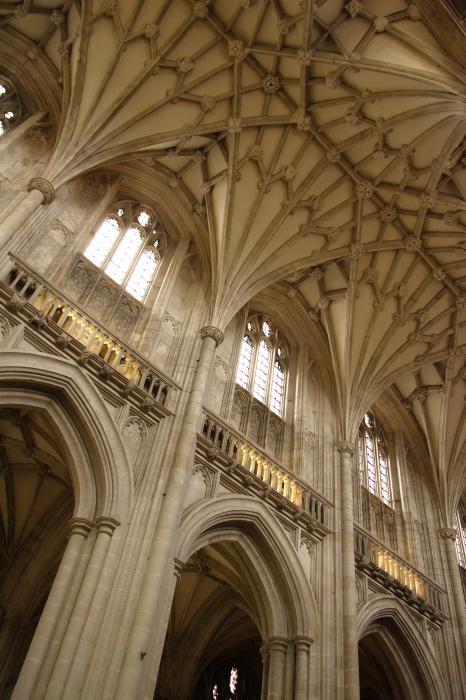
84;201;161;301
0;75;22;136
235;315;288;418
358;413;392;506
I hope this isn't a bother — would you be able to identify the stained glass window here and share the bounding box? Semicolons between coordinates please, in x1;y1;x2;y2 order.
82;201;161;302
271;361;285;416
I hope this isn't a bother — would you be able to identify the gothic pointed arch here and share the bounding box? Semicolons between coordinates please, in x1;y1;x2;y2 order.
0;349;132;522
358;598;446;700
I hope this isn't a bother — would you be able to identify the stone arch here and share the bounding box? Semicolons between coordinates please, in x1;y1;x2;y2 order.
177;494;317;640
357;596;446;700
0;349;132;522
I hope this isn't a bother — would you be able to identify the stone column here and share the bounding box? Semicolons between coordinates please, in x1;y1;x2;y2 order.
336;441;359;700
0;112;46;154
439;527;466;661
260;643;270;700
45;517;119;700
0;177;55;251
12;518;93;700
114;326;224;700
267;637;288;700
293;636;313;699
0;607;23;690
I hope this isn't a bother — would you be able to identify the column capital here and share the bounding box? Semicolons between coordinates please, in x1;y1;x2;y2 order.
69;517;95;537
439;527;457;541
27;177;55;204
199;325;224;346
96;516;120;535
335;440;355;456
293;634;313;650
174;558;185;581
267;636;289;652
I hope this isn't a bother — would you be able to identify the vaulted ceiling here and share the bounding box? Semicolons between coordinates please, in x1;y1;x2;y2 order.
0;0;464;517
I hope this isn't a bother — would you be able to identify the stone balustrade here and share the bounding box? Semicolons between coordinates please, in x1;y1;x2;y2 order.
354;525;447;622
200;409;332;529
2;255;178;411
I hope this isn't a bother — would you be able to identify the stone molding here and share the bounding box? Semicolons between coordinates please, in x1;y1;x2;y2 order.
199;325;224;346
27;177;56;204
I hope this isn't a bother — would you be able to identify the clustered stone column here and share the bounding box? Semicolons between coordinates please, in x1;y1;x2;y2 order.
12;517;93;700
293;635;313;699
267;637;288;700
0;177;55;251
12;516;120;700
115;325;224;700
439;527;466;661
336;441;359;700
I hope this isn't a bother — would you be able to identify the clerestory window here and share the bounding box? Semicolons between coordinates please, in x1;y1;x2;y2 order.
84;200;161;302
358;413;392;506
0;75;22;136
236;315;288;418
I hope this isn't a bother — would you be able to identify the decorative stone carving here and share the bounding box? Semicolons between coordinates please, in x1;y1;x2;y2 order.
263;74;281;95
355;180;373;199
439;527;457;541
27;178;55;204
228;39;246;61
405;235;421;252
199;326;224;346
294;108;312;131
122;417;146;467
335;441;355;456
192;1;209;19
0;314;11;345
297;50;313;66
373;17;389;32
379;205;397;223
345;0;363;18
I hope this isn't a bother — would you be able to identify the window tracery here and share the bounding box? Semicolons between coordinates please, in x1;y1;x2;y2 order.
236;315;288;418
358;413;392;506
0;76;22;136
83;200;162;302
233;314;288;458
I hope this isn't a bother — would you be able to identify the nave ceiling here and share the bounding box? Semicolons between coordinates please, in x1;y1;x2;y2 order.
0;0;465;518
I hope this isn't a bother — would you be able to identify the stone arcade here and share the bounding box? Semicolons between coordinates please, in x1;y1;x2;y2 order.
0;0;465;698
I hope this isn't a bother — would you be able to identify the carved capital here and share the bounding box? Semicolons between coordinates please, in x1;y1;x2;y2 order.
335;440;355;456
199;326;224;346
293;635;313;650
439;527;457;541
69;517;95;537
27;177;55;204
96;516;120;535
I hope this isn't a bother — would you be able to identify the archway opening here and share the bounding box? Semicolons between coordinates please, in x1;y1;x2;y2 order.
359;619;433;700
0;406;74;696
156;543;263;700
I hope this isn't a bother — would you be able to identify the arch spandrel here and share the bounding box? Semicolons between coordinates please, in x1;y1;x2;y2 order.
177;494;318;641
0;349;132;523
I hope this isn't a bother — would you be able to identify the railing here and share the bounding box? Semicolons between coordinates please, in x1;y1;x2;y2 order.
3;255;177;407
354;525;447;617
201;409;331;527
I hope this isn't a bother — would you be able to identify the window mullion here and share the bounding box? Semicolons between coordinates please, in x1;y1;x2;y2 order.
120;232;147;288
